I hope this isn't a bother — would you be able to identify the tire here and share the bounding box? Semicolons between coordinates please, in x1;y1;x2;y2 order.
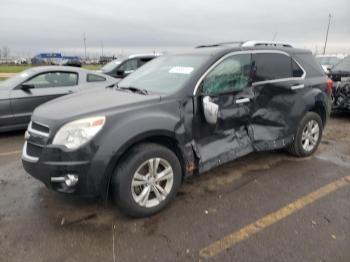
287;112;323;157
111;143;182;217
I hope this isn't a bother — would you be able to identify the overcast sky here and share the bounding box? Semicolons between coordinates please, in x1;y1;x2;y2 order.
0;0;349;57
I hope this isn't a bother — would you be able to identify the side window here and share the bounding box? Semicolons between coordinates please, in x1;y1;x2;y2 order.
26;72;78;88
202;54;251;95
292;59;304;77
87;74;106;82
118;58;138;72
139;57;153;66
253;53;292;82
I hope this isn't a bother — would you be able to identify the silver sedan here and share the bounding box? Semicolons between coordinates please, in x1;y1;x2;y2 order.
0;66;118;132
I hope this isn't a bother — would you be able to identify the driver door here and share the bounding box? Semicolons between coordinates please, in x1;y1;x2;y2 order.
193;53;255;173
10;71;79;126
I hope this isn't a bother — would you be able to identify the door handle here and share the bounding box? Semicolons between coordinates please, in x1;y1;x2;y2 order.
236;98;250;104
290;84;304;90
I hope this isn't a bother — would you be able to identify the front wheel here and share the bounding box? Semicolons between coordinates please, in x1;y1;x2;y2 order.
111;143;182;217
287;112;323;157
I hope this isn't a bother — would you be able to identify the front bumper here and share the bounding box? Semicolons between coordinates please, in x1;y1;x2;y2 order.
22;141;98;197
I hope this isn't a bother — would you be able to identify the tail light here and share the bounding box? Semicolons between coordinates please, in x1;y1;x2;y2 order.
327;79;333;96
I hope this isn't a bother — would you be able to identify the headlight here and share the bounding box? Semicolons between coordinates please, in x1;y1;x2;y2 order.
52;116;105;150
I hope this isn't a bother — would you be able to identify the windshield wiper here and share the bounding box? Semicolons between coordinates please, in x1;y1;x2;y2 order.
118;86;148;95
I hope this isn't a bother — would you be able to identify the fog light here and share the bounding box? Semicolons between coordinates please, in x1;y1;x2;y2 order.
64;174;79;187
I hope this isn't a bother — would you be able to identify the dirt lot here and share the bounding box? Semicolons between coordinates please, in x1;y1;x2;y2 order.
0;114;350;262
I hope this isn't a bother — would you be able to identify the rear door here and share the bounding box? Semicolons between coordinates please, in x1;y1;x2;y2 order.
10;71;79;125
251;52;305;150
193;53;255;172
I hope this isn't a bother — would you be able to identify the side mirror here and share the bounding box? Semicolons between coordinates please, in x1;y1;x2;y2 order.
20;83;34;91
203;96;218;125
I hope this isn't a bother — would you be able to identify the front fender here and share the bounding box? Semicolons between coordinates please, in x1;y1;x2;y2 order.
87;108;184;197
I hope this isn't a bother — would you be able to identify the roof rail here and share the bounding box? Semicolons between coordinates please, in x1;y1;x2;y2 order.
196;41;244;48
241;41;293;48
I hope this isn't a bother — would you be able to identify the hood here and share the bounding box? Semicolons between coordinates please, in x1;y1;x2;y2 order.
32;88;161;125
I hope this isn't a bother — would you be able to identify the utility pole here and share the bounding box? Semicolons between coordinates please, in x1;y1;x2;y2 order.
101;41;104;57
83;33;87;61
323;14;332;55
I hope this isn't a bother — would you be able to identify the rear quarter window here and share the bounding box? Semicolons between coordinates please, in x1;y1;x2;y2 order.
293;53;325;77
87;74;106;82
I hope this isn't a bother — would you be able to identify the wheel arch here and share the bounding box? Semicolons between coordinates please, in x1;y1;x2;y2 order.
309;101;327;128
102;130;187;200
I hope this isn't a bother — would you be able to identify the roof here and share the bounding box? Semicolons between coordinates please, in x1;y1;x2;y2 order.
28;66;93;73
173;46;311;59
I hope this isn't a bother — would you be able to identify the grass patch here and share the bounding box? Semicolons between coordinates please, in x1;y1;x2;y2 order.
0;65;32;73
83;64;101;70
0;64;101;74
0;77;7;81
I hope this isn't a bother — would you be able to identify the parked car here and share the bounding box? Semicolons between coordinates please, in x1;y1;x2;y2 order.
0;66;117;132
60;58;82;67
22;41;331;217
99;53;162;79
316;54;346;73
329;55;350;111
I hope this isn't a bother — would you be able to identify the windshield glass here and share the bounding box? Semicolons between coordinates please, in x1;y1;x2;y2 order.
332;56;350;72
0;69;33;88
101;60;122;72
316;56;342;66
118;55;209;94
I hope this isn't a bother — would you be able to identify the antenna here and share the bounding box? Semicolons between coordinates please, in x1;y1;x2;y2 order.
323;14;332;55
272;32;278;41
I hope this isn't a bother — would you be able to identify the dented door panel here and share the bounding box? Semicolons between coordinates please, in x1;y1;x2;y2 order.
193;87;254;173
251;79;307;150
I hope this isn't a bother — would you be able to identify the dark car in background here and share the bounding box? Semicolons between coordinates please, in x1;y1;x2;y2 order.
99;53;162;79
329;55;350;111
22;41;331;217
0;66;117;132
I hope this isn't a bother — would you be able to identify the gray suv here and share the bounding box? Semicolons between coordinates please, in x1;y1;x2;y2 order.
22;41;331;217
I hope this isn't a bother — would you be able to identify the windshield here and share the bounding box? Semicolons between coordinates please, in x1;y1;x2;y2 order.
118;55;209;94
316;56;342;66
101;60;122;72
332;56;350;72
0;69;33;88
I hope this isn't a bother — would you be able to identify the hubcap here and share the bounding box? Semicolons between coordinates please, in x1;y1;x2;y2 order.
301;120;320;152
131;158;174;208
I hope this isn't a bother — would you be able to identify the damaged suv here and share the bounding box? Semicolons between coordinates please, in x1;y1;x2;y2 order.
22;41;331;217
329;55;350;111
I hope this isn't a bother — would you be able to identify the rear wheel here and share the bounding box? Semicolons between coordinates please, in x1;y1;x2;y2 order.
287;112;323;157
111;143;182;217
